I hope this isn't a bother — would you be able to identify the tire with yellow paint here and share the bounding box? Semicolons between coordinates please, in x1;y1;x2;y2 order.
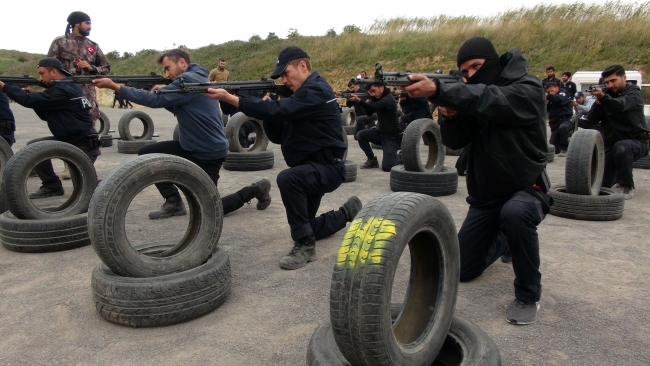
330;192;460;366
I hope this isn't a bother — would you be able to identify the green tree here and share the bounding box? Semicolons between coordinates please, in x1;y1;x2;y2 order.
122;52;133;59
106;50;120;60
249;34;262;42
287;28;300;38
326;28;337;37
266;32;279;41
343;24;361;35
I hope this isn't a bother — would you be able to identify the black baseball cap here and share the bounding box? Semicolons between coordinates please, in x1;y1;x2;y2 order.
270;46;310;79
575;92;584;98
37;57;72;76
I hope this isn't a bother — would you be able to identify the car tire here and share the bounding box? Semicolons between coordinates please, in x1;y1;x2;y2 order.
390;165;458;197
330;192;460;366
118;111;155;141
565;129;604;195
343;160;357;183
117;139;157;154
225;112;270;152
547;144;555;163
549;185;624;221
91;243;231;327
1;141;97;220
401;118;445;172
341;108;356;127
223;150;274;171
98;110;110;136
88;153;223;277
0;211;90;252
100;134;113;148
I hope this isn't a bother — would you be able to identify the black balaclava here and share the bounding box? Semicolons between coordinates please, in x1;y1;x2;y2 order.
65;11;91;35
456;37;502;85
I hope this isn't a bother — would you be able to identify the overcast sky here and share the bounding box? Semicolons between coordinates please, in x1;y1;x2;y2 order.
1;0;640;55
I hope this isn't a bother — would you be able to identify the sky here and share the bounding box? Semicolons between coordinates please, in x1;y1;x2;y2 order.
1;0;641;55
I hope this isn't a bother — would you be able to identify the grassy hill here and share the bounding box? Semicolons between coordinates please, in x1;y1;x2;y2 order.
2;2;649;92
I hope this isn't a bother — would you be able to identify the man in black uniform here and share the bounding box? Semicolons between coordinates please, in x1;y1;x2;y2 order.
561;72;577;97
541;66;560;88
587;64;649;199
341;81;374;140
0;57;100;198
398;91;431;131
403;37;549;325
348;83;402;171
546;81;574;156
204;46;362;270
0;91;15;146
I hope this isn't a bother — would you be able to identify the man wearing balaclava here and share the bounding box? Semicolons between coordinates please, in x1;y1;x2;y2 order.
47;11;110;124
403;37;549;325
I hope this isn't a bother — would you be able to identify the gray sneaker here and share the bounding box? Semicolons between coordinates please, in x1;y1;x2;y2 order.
557;151;567;157
253;178;272;210
612;183;634;200
279;236;316;270
340;196;362;222
360;156;379;169
29;186;65;199
148;199;187;220
506;299;540;325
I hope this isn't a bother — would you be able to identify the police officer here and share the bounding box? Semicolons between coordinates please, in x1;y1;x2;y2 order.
403;37;549;325
0;58;101;198
48;11;110;123
92;49;272;219
342;81;374;140
587;64;649;199
348;83;402;171
0;91;15;146
204;46;363;270
546;81;573;156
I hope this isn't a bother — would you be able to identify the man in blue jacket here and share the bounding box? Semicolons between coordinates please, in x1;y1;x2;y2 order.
0;57;100;198
403;37;549;325
92;49;271;219
205;46;362;270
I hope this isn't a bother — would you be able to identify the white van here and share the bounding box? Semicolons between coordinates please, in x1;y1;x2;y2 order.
571;70;650;116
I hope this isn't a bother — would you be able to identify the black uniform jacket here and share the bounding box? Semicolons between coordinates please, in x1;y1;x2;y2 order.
358;88;401;136
400;94;431;120
3;77;94;142
345;86;369;116
546;88;573;130
434;49;548;201
238;71;347;167
0;91;15;122
587;83;648;146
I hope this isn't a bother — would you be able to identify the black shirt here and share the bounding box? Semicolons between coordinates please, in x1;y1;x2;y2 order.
546;88;573;129
358;88;401;136
587;83;648;146
3;77;95;142
0;91;15;122
238;71;347;167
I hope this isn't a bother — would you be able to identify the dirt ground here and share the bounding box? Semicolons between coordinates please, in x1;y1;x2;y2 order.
1;104;649;366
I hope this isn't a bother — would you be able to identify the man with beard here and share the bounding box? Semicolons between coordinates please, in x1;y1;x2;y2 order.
48;11;110;125
587;64;649;199
92;49;272;219
545;81;573;156
541;66;560;88
560;71;577;97
403;37;549;325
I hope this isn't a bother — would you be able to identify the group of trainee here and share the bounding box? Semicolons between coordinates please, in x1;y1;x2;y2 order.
2;11;649;326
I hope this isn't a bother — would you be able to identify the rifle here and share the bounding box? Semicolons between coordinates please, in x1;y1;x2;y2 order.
335;90;371;99
154;78;293;98
0;75;46;88
50;72;171;90
350;62;463;87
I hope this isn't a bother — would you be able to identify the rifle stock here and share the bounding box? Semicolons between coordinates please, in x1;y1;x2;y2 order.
154;78;293;98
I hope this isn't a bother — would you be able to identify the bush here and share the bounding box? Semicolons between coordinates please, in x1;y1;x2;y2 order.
249;34;262;42
266;32;279;41
287;28;300;38
326;28;337;37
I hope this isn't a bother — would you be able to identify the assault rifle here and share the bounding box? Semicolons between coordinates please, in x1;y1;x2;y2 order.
335;90;370;99
50;72;171;90
350;62;463;87
0;75;46;88
154;78;293;98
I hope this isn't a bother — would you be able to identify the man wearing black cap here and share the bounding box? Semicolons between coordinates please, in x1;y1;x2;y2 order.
48;11;110;124
0;58;100;198
204;46;362;270
403;37;549;325
572;91;598;133
546;81;574;156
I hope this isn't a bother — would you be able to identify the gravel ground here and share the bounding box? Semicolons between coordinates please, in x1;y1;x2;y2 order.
0;104;649;366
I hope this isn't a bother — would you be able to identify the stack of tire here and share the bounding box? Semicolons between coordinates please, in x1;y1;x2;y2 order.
390;118;458;196
547;144;555;163
0;138;14;214
98;110;113;147
341;107;356;135
0;141;97;252
632;115;650;169
117;111;157;154
222;112;274;171
548;129;624;221
307;192;501;365
88;154;231;327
